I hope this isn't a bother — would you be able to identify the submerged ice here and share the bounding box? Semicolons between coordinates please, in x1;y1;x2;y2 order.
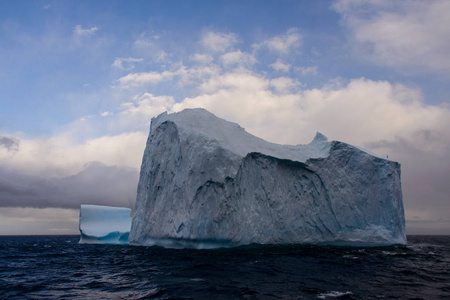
79;205;131;244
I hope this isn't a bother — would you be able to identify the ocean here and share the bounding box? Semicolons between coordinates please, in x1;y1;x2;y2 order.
0;235;449;299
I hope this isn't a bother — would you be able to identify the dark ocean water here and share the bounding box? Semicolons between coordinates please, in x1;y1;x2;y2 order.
0;235;449;299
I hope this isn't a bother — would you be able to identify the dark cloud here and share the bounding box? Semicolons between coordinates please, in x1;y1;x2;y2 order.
0;162;139;210
0;136;19;152
367;136;450;234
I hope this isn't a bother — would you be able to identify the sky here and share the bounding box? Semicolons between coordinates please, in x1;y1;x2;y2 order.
0;0;449;235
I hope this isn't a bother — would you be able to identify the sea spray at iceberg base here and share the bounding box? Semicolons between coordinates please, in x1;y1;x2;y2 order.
129;108;406;248
79;205;131;244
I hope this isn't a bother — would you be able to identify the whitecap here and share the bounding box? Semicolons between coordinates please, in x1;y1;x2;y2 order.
317;291;353;299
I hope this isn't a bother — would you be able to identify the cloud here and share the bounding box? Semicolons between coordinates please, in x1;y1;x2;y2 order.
297;66;318;75
73;25;99;37
195;69;268;94
118;93;175;128
0;136;19;152
0;132;147;178
116;65;220;89
191;53;214;64
270;77;302;93
333;0;450;72
255;28;302;54
220;50;256;66
116;71;174;88
112;57;144;70
0;207;79;235
175;74;441;146
270;59;291;72
0;162;138;209
200;31;238;52
156;50;168;62
100;111;112;117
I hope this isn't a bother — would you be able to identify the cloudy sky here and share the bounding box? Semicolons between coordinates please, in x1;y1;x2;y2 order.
1;0;449;235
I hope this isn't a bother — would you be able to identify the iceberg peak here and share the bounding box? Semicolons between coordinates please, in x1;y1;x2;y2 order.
312;132;328;143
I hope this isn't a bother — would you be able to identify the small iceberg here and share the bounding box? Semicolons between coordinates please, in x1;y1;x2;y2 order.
79;204;131;245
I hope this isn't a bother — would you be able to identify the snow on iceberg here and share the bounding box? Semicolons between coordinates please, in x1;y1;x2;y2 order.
129;108;406;248
79;205;131;245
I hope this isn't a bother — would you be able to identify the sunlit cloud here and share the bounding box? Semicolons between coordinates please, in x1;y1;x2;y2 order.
116;71;173;88
191;53;214;64
333;0;450;72
270;59;291;72
112;57;144;71
254;28;302;54
201;31;239;52
296;66;318;75
220;50;256;66
73;25;99;37
119;93;175;122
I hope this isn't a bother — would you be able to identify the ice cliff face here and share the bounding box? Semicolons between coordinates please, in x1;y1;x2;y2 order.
130;108;406;248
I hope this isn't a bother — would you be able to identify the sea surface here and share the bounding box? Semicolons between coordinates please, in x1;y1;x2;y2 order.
0;235;449;299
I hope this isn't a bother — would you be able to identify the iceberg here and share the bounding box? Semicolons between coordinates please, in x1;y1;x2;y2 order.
129;108;406;248
79;205;131;245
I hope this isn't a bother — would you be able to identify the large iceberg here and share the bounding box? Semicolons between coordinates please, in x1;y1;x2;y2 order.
79;205;131;244
130;108;406;248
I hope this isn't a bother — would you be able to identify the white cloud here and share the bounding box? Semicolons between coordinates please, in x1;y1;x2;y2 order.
191;53;214;64
201;31;238;52
196;69;268;94
156;50;168;62
270;77;302;93
220;50;256;66
100;111;112;117
255;28;302;54
0;132;147;178
296;66;318;75
116;64;220;89
112;57;143;70
119;93;174;121
334;0;450;71
174;74;446;147
73;25;99;37
116;71;173;88
270;59;291;72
